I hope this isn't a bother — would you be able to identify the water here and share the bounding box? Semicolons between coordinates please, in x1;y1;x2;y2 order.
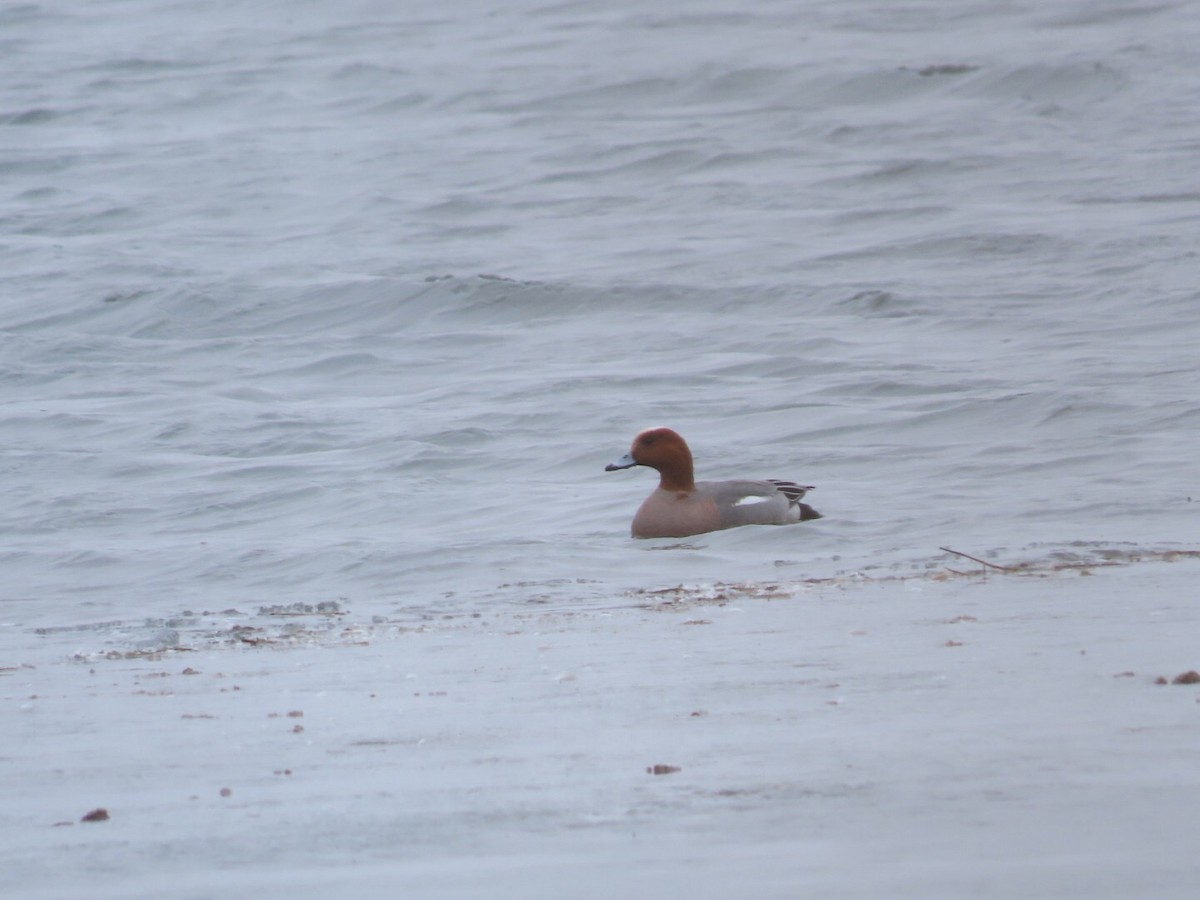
3;0;1198;642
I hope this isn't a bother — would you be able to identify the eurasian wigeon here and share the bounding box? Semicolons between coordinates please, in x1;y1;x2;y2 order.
605;427;822;538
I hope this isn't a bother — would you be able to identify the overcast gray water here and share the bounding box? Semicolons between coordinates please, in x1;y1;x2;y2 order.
3;0;1198;641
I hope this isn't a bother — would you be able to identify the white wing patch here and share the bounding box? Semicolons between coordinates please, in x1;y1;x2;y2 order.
733;496;772;507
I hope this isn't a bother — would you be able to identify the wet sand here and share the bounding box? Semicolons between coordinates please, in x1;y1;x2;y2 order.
6;551;1200;899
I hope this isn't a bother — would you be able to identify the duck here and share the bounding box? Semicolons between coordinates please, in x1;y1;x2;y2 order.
605;427;821;538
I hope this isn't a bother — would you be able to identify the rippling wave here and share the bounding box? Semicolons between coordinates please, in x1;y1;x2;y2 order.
1;0;1197;636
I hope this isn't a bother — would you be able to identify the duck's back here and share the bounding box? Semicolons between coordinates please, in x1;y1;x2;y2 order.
698;479;821;529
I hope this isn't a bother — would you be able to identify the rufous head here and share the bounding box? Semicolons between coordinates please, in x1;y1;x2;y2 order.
605;427;695;492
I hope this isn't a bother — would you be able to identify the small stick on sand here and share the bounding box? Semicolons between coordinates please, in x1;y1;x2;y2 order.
939;547;1022;573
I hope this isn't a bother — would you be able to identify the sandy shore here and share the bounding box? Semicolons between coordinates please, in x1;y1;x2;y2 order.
5;550;1200;899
